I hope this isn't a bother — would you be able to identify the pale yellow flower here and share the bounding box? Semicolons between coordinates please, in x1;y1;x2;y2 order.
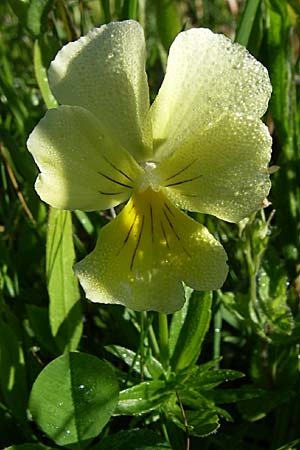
27;20;272;313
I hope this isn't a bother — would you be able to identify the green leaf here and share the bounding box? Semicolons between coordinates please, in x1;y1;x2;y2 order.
235;0;261;46
7;0;30;25
238;388;293;421
275;439;300;450
105;344;164;379
90;429;171;450
8;0;54;36
122;0;138;19
265;0;300;260
115;380;173;415
153;0;181;51
34;37;58;109
46;208;82;352
170;291;212;371
187;367;245;390
28;0;53;36
288;0;300;15
166;398;219;438
185;409;219;437
29;352;119;448
26;304;59;354
206;386;265;404
0;320;28;429
100;0;111;22
4;445;56;450
169;287;192;358
258;263;294;336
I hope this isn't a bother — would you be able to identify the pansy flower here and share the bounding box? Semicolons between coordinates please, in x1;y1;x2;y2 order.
27;20;272;313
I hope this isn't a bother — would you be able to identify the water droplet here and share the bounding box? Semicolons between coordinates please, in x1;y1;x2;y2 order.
107;53;114;59
79;384;85;390
66;430;71;435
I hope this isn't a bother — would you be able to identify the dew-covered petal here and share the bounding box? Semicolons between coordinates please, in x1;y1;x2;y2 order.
156;113;272;223
151;27;272;159
74;189;228;313
48;20;152;161
27;105;142;211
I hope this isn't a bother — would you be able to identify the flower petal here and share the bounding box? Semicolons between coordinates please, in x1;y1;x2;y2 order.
156;113;272;223
27;105;142;211
74;189;228;313
48;20;152;161
151;27;271;159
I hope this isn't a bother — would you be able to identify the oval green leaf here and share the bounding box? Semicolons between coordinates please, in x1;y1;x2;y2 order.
29;352;119;448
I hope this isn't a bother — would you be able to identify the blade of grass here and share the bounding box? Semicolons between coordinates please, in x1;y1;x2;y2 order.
235;0;261;46
100;0;111;22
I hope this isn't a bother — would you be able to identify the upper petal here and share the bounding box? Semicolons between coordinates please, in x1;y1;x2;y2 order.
74;189;228;313
27;105;142;211
156;113;272;223
48;20;152;161
151;27;272;159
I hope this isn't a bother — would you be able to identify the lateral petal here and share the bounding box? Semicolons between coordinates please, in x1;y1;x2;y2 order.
156;113;272;223
27;105;142;211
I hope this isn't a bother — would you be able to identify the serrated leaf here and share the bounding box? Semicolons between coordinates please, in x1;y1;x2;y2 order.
206;386;265;404
115;380;173;415
188;367;245;390
46;208;82;352
166;399;219;438
185;409;219;437
29;352;119;448
105;345;164;379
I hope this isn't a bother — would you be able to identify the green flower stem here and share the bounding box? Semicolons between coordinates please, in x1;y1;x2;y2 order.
213;301;222;368
148;321;160;360
245;235;260;324
158;313;169;369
